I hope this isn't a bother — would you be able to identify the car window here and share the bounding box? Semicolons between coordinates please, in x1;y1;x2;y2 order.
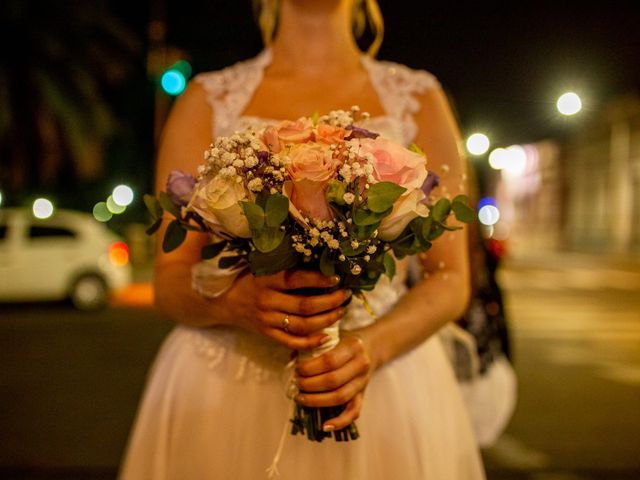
28;226;77;239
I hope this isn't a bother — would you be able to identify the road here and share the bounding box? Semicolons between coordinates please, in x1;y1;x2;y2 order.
0;256;639;479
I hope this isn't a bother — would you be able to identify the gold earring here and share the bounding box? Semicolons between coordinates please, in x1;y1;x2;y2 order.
352;0;384;57
254;0;280;47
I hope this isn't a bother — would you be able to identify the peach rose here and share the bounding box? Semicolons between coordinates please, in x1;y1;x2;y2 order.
286;143;337;222
262;126;281;153
356;137;428;191
314;124;348;145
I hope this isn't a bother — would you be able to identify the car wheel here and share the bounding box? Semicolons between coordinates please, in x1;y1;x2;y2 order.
70;275;108;310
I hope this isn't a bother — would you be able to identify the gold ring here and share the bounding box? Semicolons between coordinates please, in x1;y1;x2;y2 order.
282;314;290;333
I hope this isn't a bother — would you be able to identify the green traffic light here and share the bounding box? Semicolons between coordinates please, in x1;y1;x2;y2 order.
161;69;186;96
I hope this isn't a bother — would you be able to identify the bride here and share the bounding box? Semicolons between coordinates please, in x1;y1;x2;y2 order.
120;0;486;478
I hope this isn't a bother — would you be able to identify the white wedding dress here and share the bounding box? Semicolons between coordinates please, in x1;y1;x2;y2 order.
119;50;486;480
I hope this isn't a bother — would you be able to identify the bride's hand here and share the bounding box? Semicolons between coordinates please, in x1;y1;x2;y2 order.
294;333;374;431
225;270;351;351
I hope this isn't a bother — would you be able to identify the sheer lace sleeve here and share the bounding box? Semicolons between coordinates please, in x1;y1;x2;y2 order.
193;49;272;140
361;56;440;144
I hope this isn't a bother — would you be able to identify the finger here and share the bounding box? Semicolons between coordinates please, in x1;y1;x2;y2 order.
296;354;369;392
258;270;340;291
266;308;345;336
323;394;362;432
296;342;356;377
263;327;332;351
296;375;368;408
258;289;351;317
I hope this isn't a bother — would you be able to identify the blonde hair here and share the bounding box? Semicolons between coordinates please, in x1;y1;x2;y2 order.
252;0;384;57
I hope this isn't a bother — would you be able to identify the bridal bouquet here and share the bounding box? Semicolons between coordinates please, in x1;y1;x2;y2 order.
144;106;474;442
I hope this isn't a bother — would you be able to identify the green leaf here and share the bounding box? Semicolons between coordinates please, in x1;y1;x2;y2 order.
255;191;270;210
249;236;298;276
253;226;285;253
431;198;451;223
145;218;162;236
219;255;243;269
382;253;396;279
451;195;476;224
240;202;265;230
201;241;228;260
408;143;426;156
162;220;187;253
355;223;379;241
143;194;163;220
367;182;406;213
428;223;445;241
265;194;289;227
319;248;335;277
353;206;391;226
159;191;181;218
326;180;346;205
311;111;320;126
421;217;433;241
340;239;367;256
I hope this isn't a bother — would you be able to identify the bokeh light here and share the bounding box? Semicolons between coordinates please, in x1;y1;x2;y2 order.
93;202;113;222
108;241;130;267
112;185;134;207
161;69;186;96
557;92;582;115
32;198;54;219
0;190;3;206
106;196;126;214
478;205;501;226
502;145;527;175
466;133;490;156
488;148;508;170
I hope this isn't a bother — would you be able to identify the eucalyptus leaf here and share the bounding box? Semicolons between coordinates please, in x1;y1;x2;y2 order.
159;191;181;218
219;255;243;269
367;182;406;213
162;220;187;253
431;198;451;222
326;180;346;205
428;223;445;241
145;218;162;236
340;239;368;256
249;236;298;276
253;226;285;253
265;194;289;227
452;195;476;224
240;201;265;230
382;253;396;279
353;206;392;226
143;194;163;220
201;241;228;260
319;248;335;277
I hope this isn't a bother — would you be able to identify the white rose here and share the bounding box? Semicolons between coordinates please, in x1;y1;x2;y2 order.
188;174;251;238
377;189;429;241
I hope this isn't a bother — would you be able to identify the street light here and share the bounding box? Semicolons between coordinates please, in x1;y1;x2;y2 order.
466;133;490;156
557;92;582;115
33;198;54;219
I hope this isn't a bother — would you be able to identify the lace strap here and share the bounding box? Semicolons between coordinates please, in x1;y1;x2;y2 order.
361;56;440;142
194;49;273;139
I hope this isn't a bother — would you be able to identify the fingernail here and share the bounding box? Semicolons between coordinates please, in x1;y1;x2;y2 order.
320;335;332;345
330;275;341;285
323;424;336;432
345;289;353;298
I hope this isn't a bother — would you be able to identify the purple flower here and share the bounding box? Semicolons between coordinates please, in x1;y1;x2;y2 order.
345;125;380;140
421;171;440;200
257;151;269;163
166;170;196;206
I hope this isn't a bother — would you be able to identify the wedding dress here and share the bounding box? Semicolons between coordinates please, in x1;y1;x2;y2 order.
119;49;486;480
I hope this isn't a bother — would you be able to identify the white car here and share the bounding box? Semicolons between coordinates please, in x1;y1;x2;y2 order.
0;207;132;310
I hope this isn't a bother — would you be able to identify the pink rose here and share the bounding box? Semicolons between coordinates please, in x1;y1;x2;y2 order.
378;189;429;241
262;126;281;153
277;118;314;144
356;138;428;191
286;143;337;222
314;124;348;145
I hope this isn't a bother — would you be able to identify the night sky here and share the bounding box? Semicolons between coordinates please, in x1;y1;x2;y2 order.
114;0;640;147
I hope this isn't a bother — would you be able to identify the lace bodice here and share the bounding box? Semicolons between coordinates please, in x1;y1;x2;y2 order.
189;51;439;379
194;49;439;146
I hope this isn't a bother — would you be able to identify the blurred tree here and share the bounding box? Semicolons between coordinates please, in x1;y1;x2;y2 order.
0;0;143;195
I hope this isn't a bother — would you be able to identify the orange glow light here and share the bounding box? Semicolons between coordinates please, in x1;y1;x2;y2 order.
109;241;130;267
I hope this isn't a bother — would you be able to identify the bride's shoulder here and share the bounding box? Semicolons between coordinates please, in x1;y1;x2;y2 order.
193;50;271;97
363;56;441;95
